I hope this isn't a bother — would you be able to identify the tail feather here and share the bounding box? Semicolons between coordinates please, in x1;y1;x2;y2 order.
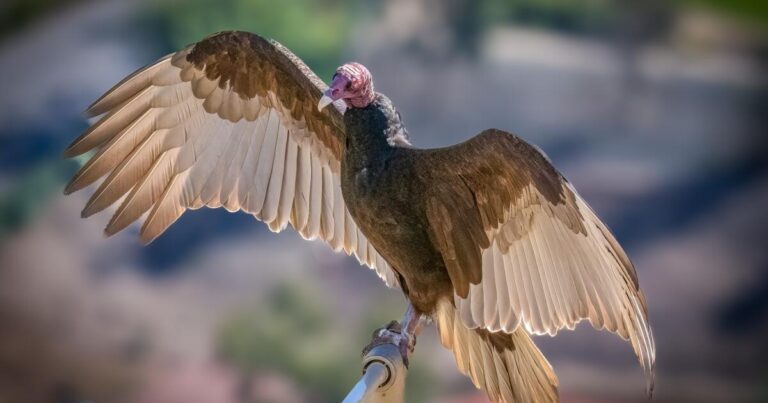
436;299;558;403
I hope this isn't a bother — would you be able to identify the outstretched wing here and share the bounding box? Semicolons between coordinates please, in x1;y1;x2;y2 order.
64;31;398;288
421;129;655;389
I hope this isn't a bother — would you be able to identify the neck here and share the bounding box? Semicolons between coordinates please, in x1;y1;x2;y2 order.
343;94;408;169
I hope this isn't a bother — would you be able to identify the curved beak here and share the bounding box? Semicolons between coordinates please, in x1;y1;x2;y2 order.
318;74;350;112
317;93;334;112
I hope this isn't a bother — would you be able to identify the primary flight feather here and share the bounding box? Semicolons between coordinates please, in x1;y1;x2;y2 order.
65;31;655;402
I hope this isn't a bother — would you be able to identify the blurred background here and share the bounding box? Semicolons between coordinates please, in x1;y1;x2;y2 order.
0;0;766;402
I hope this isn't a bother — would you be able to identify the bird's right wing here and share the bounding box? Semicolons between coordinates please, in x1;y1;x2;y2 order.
419;129;654;398
64;31;398;288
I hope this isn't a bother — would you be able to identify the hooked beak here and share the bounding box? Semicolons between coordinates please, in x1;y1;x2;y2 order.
318;74;350;112
317;93;334;112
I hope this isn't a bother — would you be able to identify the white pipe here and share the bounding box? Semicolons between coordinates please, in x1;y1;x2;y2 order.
342;362;389;403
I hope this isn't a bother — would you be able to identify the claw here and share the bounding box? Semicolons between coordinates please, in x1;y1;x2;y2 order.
362;306;424;368
362;320;415;367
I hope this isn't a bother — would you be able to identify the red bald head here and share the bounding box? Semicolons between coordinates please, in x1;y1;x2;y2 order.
318;62;375;111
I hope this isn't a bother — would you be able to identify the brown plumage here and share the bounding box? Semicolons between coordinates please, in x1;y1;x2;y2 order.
65;31;655;402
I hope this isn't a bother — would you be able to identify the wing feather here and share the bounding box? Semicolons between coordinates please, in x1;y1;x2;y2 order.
304;152;323;239
274;137;298;231
85;54;175;117
221;120;257;210
292;143;312;232
105;148;180;235
320;164;335;240
249;109;280;215
435;300;558;403
262;120;289;224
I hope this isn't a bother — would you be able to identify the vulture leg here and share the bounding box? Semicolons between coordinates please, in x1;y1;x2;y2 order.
362;303;427;367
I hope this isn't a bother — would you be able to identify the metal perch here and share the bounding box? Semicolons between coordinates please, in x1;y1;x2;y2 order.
343;305;426;403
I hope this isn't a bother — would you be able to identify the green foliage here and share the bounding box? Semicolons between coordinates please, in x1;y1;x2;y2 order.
684;0;768;30
148;0;351;80
217;282;359;401
475;0;768;33
0;0;80;39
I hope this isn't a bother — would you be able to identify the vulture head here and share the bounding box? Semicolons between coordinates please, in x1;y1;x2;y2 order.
318;62;375;111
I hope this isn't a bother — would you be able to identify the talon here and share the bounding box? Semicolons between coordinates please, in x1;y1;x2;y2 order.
361;305;426;369
362;320;416;367
398;336;412;367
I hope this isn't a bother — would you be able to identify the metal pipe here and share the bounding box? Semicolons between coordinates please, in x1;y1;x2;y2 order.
342;361;389;403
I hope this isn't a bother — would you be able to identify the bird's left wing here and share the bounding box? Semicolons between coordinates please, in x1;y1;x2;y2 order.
419;129;654;388
64;31;398;288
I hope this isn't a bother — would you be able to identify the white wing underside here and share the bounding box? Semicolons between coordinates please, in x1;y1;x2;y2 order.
68;49;398;288
454;184;655;385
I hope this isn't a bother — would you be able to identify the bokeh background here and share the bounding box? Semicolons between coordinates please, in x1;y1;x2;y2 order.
1;0;766;402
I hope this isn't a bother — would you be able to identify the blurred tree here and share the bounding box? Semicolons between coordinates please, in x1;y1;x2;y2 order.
685;0;768;30
416;0;765;57
0;0;81;40
448;0;621;52
217;282;361;402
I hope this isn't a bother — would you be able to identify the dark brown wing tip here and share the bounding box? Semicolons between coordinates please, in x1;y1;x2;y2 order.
103;217;123;238
103;223;122;239
139;231;157;246
83;102;105;119
646;366;655;399
106;213;161;245
101;225;116;239
103;229;158;247
62;147;76;159
82;109;100;119
63;125;99;158
62;142;86;159
81;202;99;219
63;178;81;195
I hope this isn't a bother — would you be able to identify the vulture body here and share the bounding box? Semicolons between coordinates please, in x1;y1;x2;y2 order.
65;31;655;402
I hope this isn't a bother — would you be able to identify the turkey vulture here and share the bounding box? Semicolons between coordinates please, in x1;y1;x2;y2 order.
64;31;655;402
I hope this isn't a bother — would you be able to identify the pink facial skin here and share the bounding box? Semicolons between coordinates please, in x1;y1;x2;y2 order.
321;63;375;109
326;73;353;103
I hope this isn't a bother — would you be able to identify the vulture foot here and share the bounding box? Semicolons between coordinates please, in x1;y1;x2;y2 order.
363;320;414;367
362;304;425;367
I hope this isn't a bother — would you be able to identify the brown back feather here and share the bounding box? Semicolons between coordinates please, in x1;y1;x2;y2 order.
418;129;588;297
